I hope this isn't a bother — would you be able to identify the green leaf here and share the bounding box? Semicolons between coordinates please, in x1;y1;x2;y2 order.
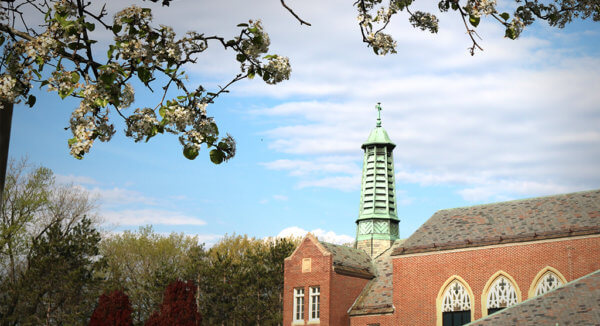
469;15;480;27
107;45;116;59
451;2;459;10
68;137;78;146
27;95;36;107
99;73;116;86
71;71;80;83
236;54;246;62
500;12;510;21
85;22;95;31
112;24;122;34
183;146;199;160
209;149;224;164
505;27;516;40
217;141;229;151
159;106;167;118
137;67;151;84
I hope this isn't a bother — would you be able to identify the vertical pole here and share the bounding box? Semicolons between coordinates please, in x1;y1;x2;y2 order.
0;101;13;205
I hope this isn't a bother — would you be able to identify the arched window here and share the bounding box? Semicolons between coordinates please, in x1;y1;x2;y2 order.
485;275;519;315
528;267;567;299
534;271;564;296
441;280;472;326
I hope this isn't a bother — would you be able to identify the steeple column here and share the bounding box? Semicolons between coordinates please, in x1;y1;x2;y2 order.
356;103;400;257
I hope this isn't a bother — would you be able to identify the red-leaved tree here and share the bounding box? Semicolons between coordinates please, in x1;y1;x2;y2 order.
145;280;201;326
89;290;133;326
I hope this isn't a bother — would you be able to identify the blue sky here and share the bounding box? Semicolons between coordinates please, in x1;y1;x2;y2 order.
9;0;600;246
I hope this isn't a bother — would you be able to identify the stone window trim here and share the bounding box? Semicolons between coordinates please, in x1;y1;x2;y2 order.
436;275;475;326
308;286;320;322
528;266;567;299
480;271;522;318
293;287;305;323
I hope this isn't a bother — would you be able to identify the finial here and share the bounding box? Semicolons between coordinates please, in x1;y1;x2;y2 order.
376;102;382;127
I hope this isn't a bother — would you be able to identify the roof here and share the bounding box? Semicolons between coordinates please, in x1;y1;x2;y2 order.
362;126;395;149
469;269;600;325
349;240;405;316
393;189;600;256
320;241;374;278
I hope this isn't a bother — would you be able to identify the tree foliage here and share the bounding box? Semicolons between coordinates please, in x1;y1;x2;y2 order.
144;280;200;326
89;290;134;326
356;0;600;55
197;234;298;325
0;0;291;163
0;159;103;325
100;226;203;325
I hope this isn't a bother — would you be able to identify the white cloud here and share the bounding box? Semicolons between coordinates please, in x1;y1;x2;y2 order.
272;194;288;201
55;174;99;185
102;209;206;226
89;187;157;208
277;226;354;245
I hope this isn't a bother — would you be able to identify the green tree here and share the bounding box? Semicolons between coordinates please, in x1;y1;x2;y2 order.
197;234;298;325
0;159;103;326
100;226;203;325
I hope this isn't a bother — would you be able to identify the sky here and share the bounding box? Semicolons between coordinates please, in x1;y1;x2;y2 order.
9;0;600;246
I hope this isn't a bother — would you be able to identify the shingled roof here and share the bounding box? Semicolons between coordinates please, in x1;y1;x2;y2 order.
349;239;405;316
393;189;600;256
469;269;600;325
320;241;374;279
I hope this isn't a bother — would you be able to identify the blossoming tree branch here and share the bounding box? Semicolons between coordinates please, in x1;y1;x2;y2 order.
0;0;291;164
355;0;600;55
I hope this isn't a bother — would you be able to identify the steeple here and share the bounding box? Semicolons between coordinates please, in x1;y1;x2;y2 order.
356;103;399;258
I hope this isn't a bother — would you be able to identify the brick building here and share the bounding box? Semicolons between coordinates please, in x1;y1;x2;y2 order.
283;105;600;326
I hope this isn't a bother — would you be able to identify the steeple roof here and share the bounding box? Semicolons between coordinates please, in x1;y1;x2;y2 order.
362;102;395;149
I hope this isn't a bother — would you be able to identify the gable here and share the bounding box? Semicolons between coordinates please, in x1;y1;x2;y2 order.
393;189;600;255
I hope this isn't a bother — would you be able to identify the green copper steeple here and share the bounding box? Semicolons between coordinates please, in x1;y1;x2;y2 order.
356;103;399;256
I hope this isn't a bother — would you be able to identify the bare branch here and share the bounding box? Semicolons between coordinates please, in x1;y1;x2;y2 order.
280;0;311;26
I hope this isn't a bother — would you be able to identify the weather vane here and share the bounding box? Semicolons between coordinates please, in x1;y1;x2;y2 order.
376;102;382;127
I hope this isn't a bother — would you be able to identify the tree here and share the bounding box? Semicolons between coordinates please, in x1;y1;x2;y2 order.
196;234;298;325
355;0;600;55
144;280;201;326
0;0;294;202
89;290;134;326
0;159;104;325
100;226;203;325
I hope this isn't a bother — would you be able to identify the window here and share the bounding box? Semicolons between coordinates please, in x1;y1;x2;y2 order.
486;275;518;315
442;280;471;326
293;288;304;322
309;286;320;321
534;271;564;296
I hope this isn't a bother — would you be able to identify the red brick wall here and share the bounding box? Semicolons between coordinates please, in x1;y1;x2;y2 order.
283;237;332;325
392;236;600;326
350;314;395;326
330;273;370;325
284;237;371;326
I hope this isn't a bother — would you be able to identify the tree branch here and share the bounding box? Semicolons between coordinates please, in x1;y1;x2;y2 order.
280;0;311;26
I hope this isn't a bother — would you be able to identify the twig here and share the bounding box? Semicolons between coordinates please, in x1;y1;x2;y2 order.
280;0;311;26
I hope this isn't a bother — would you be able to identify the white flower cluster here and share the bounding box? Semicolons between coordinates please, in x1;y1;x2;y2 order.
509;16;525;38
47;69;80;94
367;32;397;55
466;0;497;17
374;7;392;23
120;84;135;109
164;105;195;132
241;20;270;59
24;35;57;59
263;55;291;85
125;108;159;142
0;75;17;105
